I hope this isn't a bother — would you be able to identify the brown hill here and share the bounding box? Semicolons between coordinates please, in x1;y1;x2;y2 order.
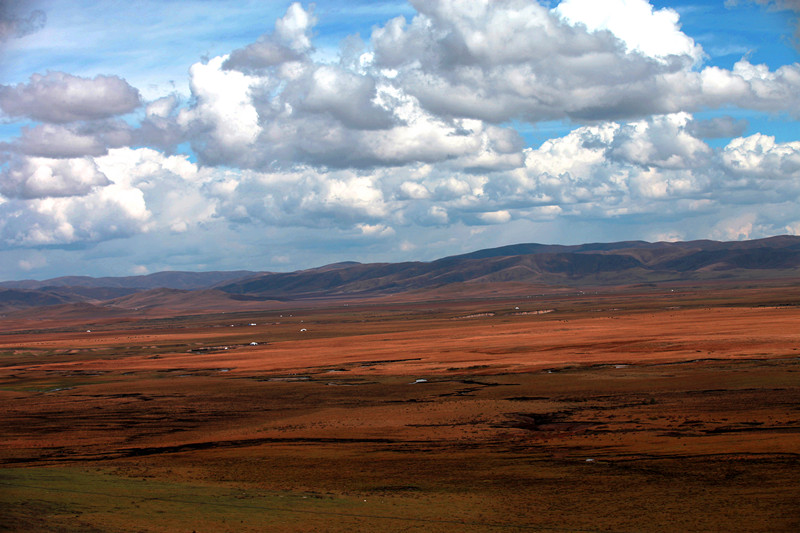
103;288;277;314
216;235;800;299
0;288;75;313
0;270;259;291
2;236;800;316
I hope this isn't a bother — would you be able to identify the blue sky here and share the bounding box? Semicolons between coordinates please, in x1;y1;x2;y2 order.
1;0;799;280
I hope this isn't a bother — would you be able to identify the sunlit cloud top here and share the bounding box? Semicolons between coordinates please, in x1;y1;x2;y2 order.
1;0;799;280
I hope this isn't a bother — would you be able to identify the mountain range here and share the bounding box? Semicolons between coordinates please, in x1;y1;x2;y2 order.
3;235;800;315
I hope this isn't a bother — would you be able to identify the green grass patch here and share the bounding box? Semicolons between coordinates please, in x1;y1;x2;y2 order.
0;467;498;532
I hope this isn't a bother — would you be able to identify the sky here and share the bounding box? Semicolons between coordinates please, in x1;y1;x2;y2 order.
0;0;799;281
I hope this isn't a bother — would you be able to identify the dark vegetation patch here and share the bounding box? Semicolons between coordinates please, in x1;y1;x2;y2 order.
505;396;549;401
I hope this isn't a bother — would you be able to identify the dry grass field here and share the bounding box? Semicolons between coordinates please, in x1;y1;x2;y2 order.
1;282;799;531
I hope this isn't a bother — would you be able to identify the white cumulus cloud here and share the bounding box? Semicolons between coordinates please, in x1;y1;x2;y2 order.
555;0;703;62
0;71;141;123
0;156;110;199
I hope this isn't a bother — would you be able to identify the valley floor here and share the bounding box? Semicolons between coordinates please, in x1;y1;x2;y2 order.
1;283;799;532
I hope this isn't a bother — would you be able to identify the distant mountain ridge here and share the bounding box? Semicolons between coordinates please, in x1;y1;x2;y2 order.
0;270;259;291
2;236;800;314
441;235;800;261
214;235;800;299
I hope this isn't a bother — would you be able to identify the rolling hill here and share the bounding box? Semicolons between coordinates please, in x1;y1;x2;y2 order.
0;270;259;291
215;235;800;299
2;236;800;315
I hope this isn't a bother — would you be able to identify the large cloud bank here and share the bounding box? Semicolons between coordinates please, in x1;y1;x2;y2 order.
1;0;800;276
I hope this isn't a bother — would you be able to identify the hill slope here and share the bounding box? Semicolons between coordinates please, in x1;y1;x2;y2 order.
0;270;260;291
3;236;800;314
216;236;800;299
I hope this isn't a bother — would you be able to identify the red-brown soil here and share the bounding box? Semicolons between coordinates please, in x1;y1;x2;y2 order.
1;284;799;532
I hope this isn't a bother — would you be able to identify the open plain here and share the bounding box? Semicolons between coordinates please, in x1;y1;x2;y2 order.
1;281;799;532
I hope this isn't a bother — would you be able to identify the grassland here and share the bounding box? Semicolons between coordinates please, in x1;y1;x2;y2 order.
1;283;799;531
